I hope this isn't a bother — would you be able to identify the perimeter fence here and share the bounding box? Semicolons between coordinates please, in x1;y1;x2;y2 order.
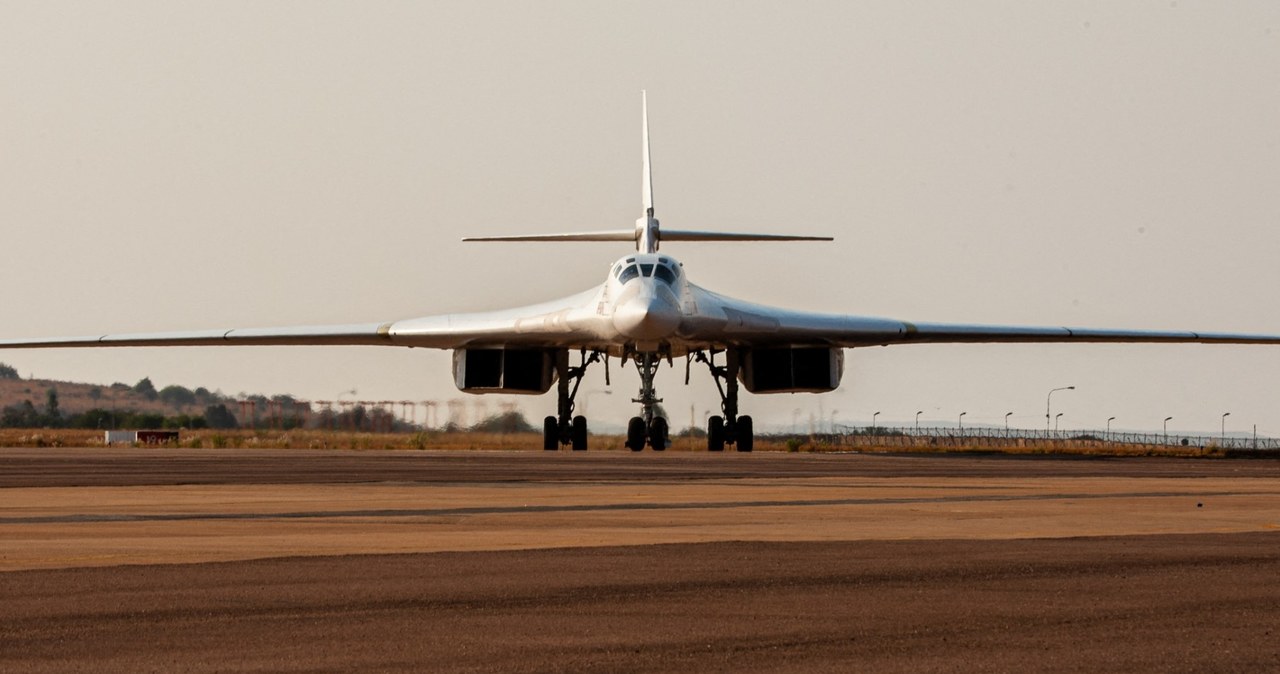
824;425;1280;452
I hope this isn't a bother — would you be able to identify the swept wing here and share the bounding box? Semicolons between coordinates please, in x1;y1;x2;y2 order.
684;287;1280;349
0;288;606;351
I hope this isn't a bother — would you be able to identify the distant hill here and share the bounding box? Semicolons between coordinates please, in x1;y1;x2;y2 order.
0;364;337;431
0;376;213;417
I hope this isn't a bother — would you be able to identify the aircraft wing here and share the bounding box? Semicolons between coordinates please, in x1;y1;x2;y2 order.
0;289;607;352
689;288;1280;348
0;323;396;349
883;323;1280;346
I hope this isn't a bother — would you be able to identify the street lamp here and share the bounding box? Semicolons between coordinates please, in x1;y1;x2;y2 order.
1221;412;1231;442
958;412;967;431
1054;412;1063;432
872;411;880;435
1004;412;1013;431
1164;416;1173;441
1046;386;1075;432
1107;416;1116;434
336;388;358;431
915;410;924;432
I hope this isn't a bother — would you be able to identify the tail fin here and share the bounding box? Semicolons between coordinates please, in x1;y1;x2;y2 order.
642;90;654;217
463;92;832;249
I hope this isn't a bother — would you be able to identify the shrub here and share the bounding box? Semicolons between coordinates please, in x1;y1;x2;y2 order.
134;377;158;401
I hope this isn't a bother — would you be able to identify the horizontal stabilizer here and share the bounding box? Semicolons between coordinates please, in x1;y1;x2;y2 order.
464;229;832;244
463;230;635;243
661;230;832;242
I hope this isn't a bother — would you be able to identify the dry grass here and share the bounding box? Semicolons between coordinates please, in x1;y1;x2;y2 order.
0;428;1272;458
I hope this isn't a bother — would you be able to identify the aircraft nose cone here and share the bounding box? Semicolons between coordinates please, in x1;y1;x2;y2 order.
613;293;680;340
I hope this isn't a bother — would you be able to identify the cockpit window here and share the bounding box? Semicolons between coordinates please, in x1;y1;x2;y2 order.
653;264;677;284
617;258;680;285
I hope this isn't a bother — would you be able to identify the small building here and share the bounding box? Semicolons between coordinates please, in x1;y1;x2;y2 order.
104;430;180;445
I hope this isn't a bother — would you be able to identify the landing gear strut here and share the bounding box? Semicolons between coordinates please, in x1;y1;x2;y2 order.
543;349;603;451
694;349;753;452
626;352;668;451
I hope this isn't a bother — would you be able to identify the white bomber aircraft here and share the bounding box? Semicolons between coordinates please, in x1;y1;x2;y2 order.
4;93;1280;452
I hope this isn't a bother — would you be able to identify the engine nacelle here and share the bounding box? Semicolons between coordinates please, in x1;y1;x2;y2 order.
739;346;842;393
453;348;555;394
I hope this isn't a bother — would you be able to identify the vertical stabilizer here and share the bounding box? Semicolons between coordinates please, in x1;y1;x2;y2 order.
637;91;660;253
462;94;832;249
642;90;654;217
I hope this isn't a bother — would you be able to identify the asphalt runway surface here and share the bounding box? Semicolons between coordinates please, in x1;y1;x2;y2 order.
2;447;1278;672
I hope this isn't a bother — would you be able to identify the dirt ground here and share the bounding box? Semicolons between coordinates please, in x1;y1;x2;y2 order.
1;447;1278;672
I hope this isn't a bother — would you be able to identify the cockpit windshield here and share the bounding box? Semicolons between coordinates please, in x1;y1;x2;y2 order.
653;264;677;284
613;257;681;285
617;264;640;284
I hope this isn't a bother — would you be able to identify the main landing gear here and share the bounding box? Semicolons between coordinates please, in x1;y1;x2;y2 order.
694;350;753;452
540;348;753;453
543;350;603;451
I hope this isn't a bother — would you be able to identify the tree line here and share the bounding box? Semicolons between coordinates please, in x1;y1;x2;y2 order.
0;366;245;430
0;362;538;433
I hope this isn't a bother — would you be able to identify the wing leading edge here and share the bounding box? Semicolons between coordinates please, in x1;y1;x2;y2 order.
687;289;1280;349
0;323;395;349
893;322;1280;346
0;288;608;352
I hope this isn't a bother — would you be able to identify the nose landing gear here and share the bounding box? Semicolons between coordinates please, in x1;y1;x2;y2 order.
625;352;669;451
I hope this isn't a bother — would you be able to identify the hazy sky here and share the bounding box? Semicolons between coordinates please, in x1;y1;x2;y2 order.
2;2;1279;434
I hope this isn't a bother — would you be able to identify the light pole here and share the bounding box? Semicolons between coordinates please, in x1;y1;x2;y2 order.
1221;412;1231;442
831;410;839;433
1004;412;1013;431
958;412;966;431
336;388;357;431
1164;416;1173;442
1046;386;1075;432
915;410;923;432
1107;416;1116;434
872;411;880;435
1054;412;1063;432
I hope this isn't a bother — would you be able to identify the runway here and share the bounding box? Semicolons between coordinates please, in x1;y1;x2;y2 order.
2;447;1278;672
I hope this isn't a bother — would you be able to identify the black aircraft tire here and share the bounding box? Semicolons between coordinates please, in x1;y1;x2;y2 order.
626;417;646;452
736;416;754;452
708;415;725;452
571;416;588;451
543;416;558;451
649;417;668;451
